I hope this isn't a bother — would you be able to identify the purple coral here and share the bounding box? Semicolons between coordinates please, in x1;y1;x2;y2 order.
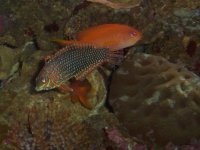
165;141;200;150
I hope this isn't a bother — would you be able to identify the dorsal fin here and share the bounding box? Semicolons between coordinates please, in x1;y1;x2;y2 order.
46;43;106;62
75;61;105;81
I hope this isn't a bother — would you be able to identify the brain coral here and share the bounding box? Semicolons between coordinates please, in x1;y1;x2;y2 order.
5;101;103;150
109;52;200;144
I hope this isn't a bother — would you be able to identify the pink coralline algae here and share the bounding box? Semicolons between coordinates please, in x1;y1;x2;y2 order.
165;141;200;150
104;127;147;150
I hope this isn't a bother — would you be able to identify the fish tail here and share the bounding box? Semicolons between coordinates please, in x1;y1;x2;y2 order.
107;49;124;65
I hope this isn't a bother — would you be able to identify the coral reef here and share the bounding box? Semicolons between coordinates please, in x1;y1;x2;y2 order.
5;103;145;150
104;126;147;150
0;0;200;149
5;100;100;149
0;0;82;50
0;48;107;149
109;51;200;144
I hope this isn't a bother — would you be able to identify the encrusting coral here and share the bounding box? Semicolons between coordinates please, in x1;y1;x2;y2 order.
4;101;95;150
109;52;200;144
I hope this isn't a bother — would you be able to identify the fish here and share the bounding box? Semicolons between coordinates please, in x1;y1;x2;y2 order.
69;79;92;109
35;44;123;108
53;24;142;51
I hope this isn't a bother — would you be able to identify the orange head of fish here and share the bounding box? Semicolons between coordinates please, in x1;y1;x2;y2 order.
115;26;142;50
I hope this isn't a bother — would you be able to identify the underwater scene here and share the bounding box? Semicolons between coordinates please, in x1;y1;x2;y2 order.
0;0;200;149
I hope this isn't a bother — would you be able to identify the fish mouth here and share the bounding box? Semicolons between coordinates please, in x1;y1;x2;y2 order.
35;86;54;92
35;86;42;92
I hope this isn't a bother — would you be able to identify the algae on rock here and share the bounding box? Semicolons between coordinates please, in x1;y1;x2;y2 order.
0;46;19;81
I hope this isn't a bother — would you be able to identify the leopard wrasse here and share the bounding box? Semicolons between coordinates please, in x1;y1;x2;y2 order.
35;44;123;92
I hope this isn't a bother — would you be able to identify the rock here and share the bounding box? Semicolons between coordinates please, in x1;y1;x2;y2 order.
87;0;141;10
0;35;16;46
20;41;38;61
0;45;19;80
109;52;200;144
0;16;5;34
0;0;76;49
173;8;198;18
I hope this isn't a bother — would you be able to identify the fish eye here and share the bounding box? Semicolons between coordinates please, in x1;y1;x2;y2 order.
130;32;137;37
42;78;46;83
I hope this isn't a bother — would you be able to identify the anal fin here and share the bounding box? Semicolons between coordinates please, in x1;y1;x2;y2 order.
69;79;92;109
57;80;93;109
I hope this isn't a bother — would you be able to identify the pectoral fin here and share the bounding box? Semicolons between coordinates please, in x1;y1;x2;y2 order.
58;84;73;93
